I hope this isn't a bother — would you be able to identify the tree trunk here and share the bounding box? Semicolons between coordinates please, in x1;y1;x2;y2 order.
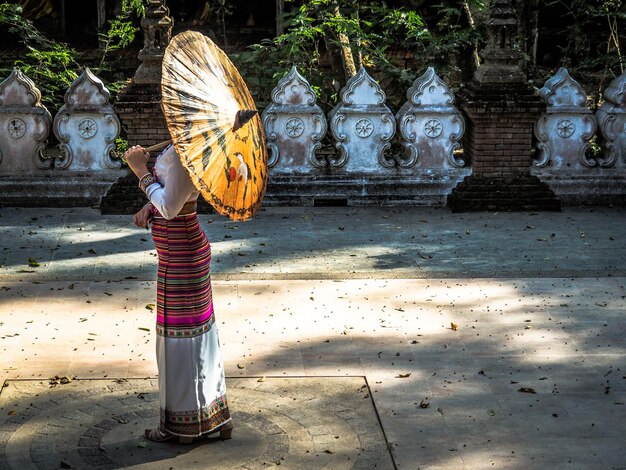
462;1;480;69
334;5;357;80
527;0;539;67
353;4;362;70
276;0;284;36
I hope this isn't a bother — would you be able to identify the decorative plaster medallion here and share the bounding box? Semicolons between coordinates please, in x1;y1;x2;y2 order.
556;119;575;138
424;119;443;138
78;118;98;139
355;118;374;138
285;117;305;137
8;118;26;139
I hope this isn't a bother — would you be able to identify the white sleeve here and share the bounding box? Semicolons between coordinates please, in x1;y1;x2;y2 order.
145;157;196;220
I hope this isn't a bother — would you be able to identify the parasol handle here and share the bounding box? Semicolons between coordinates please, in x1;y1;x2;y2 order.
145;139;173;153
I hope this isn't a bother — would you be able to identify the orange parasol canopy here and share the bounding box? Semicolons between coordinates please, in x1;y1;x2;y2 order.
161;31;268;221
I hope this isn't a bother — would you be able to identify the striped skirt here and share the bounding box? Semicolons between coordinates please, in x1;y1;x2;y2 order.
151;210;230;437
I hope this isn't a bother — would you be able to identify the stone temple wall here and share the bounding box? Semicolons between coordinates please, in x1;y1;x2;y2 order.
1;0;625;212
1;65;625;212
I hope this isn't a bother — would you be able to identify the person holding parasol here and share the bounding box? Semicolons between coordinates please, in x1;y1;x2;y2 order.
125;30;267;444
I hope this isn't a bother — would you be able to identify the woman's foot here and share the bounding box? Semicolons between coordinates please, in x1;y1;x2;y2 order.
144;427;194;444
207;421;234;440
144;427;175;442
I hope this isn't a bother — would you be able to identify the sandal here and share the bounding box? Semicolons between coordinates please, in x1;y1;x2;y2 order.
144;427;194;444
206;421;234;440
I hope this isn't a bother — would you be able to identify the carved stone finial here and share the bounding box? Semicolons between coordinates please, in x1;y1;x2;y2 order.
53;68;121;171
538;67;588;110
596;70;626;168
261;66;327;171
474;0;526;84
534;68;597;169
396;67;465;169
328;67;396;171
0;67;52;171
134;0;174;84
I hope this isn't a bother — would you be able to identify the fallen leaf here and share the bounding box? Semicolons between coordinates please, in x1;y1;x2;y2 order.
395;373;411;378
137;441;147;448
28;257;40;267
145;304;155;311
237;363;245;369
138;327;151;332
487;409;496;416
88;249;97;254
450;322;458;331
418;252;432;259
324;449;334;454
49;375;74;386
257;376;266;382
419;399;430;408
7;410;16;416
518;387;537;394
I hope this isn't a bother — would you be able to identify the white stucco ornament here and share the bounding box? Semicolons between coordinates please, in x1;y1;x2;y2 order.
53;68;121;171
261;66;327;173
0;68;52;173
328;67;396;172
396;67;465;169
534;68;597;169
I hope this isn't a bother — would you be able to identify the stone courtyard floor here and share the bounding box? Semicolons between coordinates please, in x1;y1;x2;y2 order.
0;206;625;469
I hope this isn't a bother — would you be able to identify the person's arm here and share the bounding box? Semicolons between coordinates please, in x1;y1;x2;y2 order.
144;159;195;219
126;145;196;220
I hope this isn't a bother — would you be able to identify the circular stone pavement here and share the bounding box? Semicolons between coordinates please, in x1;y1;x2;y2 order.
0;377;393;469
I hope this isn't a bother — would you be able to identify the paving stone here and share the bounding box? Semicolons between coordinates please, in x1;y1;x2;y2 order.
0;378;391;469
1;206;625;469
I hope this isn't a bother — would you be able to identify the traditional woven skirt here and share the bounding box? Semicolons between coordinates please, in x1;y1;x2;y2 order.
151;209;230;437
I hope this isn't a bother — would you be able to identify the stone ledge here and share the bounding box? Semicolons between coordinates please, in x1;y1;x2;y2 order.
0;172;126;208
264;171;472;207
447;174;561;212
532;169;626;206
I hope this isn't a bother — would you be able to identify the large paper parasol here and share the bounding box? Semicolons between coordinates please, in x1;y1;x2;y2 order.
160;31;267;222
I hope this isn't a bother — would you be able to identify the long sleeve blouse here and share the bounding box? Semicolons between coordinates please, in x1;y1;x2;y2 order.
145;145;199;219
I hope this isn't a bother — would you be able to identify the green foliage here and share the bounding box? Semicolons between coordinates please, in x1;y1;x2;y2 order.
96;0;146;74
0;3;78;109
0;1;146;111
546;0;625;75
114;137;130;164
232;0;482;111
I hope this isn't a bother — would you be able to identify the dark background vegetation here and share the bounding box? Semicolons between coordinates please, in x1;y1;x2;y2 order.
0;0;623;115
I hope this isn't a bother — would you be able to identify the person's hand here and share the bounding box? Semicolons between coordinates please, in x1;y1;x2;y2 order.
125;145;150;178
133;205;153;229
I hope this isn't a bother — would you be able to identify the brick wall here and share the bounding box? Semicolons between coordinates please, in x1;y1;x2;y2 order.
115;83;170;153
447;81;561;212
461;82;544;178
